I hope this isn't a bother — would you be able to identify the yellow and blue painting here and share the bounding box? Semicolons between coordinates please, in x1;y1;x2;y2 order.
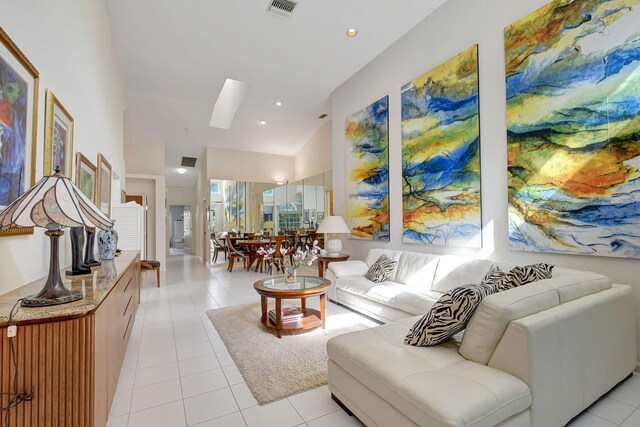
345;96;390;241
506;0;640;258
401;45;482;247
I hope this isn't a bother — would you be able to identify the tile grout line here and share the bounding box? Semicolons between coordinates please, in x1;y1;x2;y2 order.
167;265;190;427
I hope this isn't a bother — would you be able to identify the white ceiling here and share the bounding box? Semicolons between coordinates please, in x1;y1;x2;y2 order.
108;0;448;187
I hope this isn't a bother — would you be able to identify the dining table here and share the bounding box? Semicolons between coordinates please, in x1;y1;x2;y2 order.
236;239;272;271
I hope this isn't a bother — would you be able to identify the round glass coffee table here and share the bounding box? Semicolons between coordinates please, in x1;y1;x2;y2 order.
254;276;330;338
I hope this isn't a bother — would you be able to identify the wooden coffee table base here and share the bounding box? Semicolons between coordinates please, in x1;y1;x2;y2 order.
260;294;327;338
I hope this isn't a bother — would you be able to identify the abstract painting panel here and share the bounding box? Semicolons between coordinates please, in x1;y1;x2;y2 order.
345;96;390;241
401;45;481;247
505;0;640;258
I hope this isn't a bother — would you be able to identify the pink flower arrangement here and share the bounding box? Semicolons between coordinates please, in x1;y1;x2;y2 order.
289;240;320;268
258;240;320;270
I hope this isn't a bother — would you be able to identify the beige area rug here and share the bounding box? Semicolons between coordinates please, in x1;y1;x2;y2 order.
207;300;374;405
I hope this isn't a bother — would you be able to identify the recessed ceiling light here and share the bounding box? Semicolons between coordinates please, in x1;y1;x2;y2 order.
276;181;284;185
275;101;282;106
346;28;358;37
259;120;267;125
177;168;187;174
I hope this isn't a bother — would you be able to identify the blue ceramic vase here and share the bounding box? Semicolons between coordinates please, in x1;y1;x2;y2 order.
98;221;118;260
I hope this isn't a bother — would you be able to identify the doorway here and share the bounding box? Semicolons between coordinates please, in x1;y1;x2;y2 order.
169;204;192;256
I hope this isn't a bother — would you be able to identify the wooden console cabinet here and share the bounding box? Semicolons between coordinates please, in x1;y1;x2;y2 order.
0;251;141;427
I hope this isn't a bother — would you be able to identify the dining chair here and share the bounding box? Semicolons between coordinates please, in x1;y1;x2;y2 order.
264;235;287;275
226;236;250;272
211;234;228;262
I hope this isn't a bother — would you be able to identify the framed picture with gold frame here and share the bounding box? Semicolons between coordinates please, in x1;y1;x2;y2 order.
75;153;96;203
43;89;73;177
0;26;39;237
96;153;112;216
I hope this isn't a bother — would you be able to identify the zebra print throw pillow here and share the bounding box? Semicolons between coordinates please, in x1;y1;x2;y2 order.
482;266;507;287
497;263;554;291
365;255;397;283
404;282;498;346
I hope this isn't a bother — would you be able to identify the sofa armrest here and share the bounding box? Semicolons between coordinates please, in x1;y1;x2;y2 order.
328;260;369;278
488;285;636;427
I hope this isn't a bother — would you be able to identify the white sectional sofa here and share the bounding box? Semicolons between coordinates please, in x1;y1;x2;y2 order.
325;248;637;427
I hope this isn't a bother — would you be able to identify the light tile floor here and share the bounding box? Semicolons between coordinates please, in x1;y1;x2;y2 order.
107;254;364;427
108;254;640;427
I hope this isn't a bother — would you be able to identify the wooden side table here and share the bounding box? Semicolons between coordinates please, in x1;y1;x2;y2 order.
317;254;350;278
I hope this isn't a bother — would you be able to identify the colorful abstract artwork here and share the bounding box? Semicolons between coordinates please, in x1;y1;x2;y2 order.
345;96;390;241
0;28;37;213
401;45;482;247
44;90;74;176
96;154;112;216
223;180;246;229
75;153;96;203
505;0;640;259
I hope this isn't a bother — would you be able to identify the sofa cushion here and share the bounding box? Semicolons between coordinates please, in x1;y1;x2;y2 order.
544;268;611;303
365;255;398;283
328;318;532;427
405;282;499;346
432;256;493;293
394;251;440;291
460;281;560;365
336;278;440;315
328;260;369;278
365;249;404;281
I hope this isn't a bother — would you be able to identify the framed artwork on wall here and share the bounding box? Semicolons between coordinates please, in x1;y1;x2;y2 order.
317;212;324;222
0;27;39;237
505;0;640;259
43;89;73;177
401;45;482;248
76;153;96;203
303;209;310;223
345;95;390;241
96;153;112;216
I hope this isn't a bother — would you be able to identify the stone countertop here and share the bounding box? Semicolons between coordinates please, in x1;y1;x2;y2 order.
0;251;140;326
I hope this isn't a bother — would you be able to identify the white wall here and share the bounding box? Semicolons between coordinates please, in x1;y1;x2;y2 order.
0;0;125;293
207;147;294;184
331;0;640;355
124;138;165;176
167;186;196;207
294;122;332;181
195;151;209;262
124;139;167;266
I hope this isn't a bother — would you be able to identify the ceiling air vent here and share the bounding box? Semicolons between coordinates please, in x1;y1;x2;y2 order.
181;157;197;167
318;113;328;119
266;0;297;18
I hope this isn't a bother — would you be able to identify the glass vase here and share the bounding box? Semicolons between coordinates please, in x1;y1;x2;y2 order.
284;266;297;283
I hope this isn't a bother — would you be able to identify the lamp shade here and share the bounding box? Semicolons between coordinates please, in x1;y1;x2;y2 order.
316;216;350;234
224;220;237;230
263;221;274;229
0;172;113;230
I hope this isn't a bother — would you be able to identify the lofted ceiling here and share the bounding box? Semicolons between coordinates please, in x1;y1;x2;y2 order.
108;0;448;187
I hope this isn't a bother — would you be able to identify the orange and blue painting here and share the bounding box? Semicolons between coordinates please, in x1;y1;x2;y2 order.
345;96;390;241
506;0;640;258
401;45;481;247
